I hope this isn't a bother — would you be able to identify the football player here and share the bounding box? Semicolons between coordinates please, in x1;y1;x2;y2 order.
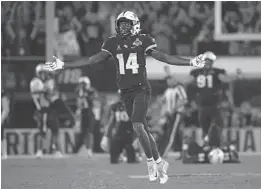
44;69;75;157
188;51;227;148
73;76;97;158
100;91;137;164
45;11;206;184
30;64;50;158
1;88;10;159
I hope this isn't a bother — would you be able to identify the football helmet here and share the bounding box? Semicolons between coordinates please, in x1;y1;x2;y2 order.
116;11;140;37
78;76;91;89
35;64;48;79
203;51;217;61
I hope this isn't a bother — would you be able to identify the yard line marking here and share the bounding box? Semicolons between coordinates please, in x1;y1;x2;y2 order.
128;173;261;179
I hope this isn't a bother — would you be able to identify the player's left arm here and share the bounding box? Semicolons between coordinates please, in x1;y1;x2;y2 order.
144;36;205;67
218;69;234;107
1;95;10;124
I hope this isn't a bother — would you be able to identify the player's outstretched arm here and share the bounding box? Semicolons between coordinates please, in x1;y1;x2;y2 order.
45;51;111;71
150;49;205;68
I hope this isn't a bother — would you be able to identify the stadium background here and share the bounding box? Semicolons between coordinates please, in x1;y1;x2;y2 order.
1;1;261;155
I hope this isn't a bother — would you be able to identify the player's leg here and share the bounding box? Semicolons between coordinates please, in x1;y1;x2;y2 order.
132;89;169;184
198;107;212;144
34;110;47;158
122;91;153;159
123;130;136;163
122;91;157;181
47;106;62;156
209;107;223;147
83;108;95;157
110;127;125;164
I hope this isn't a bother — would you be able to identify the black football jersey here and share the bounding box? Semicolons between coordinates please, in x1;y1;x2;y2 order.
76;86;97;109
101;34;156;90
190;68;226;106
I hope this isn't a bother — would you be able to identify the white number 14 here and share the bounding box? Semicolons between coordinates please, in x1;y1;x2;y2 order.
116;53;139;75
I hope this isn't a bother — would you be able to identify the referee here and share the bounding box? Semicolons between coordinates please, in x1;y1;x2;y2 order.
159;75;188;157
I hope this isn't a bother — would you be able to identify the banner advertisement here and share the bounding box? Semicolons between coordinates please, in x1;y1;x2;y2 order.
4;128;261;156
184;128;261;153
4;129;75;155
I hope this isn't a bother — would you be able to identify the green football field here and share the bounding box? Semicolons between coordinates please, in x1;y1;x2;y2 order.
2;154;261;189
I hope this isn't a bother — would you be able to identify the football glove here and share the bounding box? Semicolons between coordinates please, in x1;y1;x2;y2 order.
44;56;65;71
100;136;109;152
190;54;206;68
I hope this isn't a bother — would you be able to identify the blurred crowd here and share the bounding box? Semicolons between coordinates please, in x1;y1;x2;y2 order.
1;2;46;56
2;1;261;57
222;1;261;33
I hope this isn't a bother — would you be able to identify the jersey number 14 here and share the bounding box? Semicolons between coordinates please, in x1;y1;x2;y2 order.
117;53;139;75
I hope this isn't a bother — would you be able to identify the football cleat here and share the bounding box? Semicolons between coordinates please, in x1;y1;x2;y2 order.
157;160;169;184
147;161;158;182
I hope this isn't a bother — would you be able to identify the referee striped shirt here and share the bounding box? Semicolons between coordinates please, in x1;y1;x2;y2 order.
164;84;187;114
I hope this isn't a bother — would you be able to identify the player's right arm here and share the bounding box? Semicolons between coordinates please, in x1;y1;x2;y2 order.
45;39;113;71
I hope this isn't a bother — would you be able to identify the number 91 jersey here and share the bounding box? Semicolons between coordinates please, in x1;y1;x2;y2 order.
190;68;226;106
101;34;157;90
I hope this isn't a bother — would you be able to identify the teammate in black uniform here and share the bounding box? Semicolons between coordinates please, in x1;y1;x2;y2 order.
46;11;206;184
101;93;136;164
1;89;10;159
73;76;97;157
189;51;227;147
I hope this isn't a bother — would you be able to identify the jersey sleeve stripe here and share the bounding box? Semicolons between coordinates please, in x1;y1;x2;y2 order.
101;48;113;56
145;44;157;53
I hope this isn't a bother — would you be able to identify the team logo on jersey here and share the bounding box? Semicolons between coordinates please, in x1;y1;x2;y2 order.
133;38;142;47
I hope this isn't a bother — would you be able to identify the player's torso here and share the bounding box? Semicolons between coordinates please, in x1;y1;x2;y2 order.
44;78;59;103
193;68;223;106
77;87;94;109
109;35;149;89
30;77;50;108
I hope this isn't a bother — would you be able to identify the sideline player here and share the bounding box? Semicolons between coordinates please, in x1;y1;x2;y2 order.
73;76;97;158
159;75;187;158
100;91;137;164
45;11;206;184
30;64;50;158
1;88;10;159
44;70;75;157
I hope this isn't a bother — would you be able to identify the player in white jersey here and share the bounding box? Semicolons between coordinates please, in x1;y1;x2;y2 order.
159;75;187;157
30;64;50;158
44;71;74;157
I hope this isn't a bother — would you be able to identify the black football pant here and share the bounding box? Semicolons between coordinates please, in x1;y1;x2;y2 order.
73;108;95;153
110;126;136;164
159;112;183;157
198;106;223;147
